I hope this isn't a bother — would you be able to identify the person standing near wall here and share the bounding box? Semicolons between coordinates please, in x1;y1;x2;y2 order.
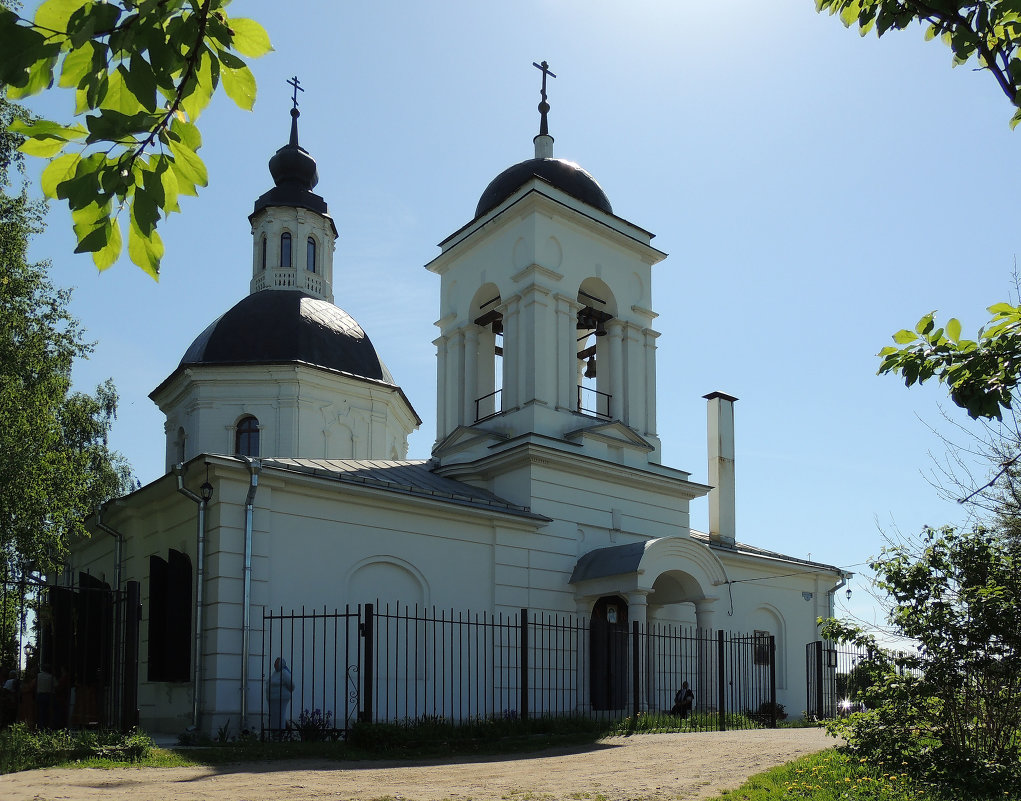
35;665;54;729
266;657;294;735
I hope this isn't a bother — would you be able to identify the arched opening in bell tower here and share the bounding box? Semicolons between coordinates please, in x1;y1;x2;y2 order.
576;278;616;419
469;284;503;422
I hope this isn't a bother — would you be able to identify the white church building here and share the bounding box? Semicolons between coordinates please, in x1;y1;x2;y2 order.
68;77;848;735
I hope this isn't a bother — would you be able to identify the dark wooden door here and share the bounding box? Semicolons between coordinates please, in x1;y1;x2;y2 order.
590;596;628;711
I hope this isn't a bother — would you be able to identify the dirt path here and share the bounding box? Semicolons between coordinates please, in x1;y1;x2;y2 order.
0;728;836;801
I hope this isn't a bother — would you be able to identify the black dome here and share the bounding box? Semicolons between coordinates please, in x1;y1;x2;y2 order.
179;290;395;384
476;157;612;219
252;108;329;218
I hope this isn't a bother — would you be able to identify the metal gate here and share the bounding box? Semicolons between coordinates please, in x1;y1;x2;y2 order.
806;639;873;719
28;576;141;731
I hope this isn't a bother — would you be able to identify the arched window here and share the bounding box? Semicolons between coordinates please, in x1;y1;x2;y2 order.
260;235;267;270
175;427;186;463
306;237;316;273
280;232;292;268
235;415;260;457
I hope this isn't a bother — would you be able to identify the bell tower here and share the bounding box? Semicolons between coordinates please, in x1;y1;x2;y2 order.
249;77;338;302
429;63;667;467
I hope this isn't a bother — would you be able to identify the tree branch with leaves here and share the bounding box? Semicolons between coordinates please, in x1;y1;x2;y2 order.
0;0;272;278
817;1;1021;126
817;2;1021;419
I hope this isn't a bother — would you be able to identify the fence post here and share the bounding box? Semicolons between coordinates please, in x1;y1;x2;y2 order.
520;608;529;720
815;642;824;720
717;630;726;731
769;635;777;729
632;620;640;717
121;581;141;731
361;603;373;723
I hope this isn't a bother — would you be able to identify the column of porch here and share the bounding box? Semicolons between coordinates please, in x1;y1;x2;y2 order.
627;591;649;712
694;597;718;713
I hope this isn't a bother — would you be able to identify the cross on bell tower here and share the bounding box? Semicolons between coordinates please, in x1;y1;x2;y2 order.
532;60;556;136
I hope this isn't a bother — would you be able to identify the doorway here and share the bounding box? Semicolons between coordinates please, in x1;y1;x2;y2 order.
589;595;629;711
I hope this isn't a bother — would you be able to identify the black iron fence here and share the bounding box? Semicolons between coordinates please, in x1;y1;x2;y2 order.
2;574;141;731
261;604;778;739
806;639;882;719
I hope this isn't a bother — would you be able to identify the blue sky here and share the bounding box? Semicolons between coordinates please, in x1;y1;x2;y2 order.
20;1;1020;634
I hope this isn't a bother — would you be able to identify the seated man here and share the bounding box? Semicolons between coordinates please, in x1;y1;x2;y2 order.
670;681;694;718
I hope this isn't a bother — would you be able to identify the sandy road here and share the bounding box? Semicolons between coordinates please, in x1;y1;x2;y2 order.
0;727;837;801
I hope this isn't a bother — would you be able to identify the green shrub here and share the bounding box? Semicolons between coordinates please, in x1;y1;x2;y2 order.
822;526;1021;799
0;724;153;773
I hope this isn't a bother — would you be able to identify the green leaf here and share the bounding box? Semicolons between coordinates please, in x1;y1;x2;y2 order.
10;118;87;142
19;136;69;158
179;48;216;121
168;139;207;194
893;329;918;344
946;318;962;343
915;312;936;336
7;53;59;98
73;217;111;254
58;39;95;88
34;0;88;34
221;63;256;110
121;54;158;112
104;65;146;115
228;17;273;58
158;158;180;212
0;10;48;85
92;218;123;270
169;116;202;151
127;213;163;278
40;153;80;198
129;185;159;236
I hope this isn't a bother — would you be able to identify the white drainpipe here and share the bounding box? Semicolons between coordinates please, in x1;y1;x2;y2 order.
174;463;208;731
239;457;260;730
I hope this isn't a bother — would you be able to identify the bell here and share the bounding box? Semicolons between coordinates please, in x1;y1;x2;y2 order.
584;356;597;378
594;317;607;337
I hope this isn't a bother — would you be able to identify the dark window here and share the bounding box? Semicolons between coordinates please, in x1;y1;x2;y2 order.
147;550;191;682
235;415;260;457
306;237;316;273
280;232;292;268
261;235;267;270
176;427;186;463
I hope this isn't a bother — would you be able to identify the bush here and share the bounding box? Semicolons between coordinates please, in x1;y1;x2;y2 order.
288;708;337;742
746;701;787;727
0;724;153;773
822;525;1021;798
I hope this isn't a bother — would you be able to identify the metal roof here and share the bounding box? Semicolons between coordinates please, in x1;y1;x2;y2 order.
261;457;548;521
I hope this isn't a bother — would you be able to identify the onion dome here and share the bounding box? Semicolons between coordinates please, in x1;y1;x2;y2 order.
253;107;328;216
175;290;395;384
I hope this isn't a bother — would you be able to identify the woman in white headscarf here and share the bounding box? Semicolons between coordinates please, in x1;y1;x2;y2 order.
266;657;295;733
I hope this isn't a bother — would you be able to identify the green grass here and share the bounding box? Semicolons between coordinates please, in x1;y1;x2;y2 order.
705;749;1011;801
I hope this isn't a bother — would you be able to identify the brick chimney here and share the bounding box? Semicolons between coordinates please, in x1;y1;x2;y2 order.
704;391;737;548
